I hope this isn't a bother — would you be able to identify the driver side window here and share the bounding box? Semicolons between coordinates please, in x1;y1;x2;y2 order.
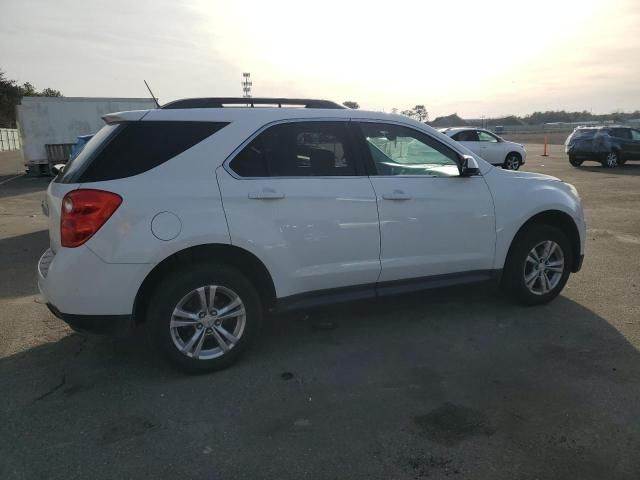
358;122;460;177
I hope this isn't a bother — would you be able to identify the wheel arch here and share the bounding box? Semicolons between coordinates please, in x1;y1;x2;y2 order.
133;244;276;325
505;151;522;162
506;210;581;273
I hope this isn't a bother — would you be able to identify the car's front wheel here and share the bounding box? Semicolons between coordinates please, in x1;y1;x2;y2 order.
148;263;262;372
502;224;572;305
503;152;522;170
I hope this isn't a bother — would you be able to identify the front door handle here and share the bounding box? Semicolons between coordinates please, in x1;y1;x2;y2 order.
248;189;285;200
382;191;412;200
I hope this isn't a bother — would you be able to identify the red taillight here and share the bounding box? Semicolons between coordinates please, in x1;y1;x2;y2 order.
61;189;122;248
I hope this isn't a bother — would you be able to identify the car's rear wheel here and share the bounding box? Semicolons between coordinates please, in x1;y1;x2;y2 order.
147;263;262;372
568;156;583;167
503;152;522;170
502;224;572;305
602;151;619;168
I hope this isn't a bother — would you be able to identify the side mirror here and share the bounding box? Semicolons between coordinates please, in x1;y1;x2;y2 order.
460;155;480;176
51;163;66;175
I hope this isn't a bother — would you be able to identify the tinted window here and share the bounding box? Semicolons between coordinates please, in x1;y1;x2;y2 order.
56;124;119;183
631;130;640;141
229;121;356;177
359;122;460;177
59;121;228;183
567;129;598;144
612;128;631;140
453;130;479;142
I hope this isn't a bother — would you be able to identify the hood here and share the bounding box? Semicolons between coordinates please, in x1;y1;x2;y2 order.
491;168;561;182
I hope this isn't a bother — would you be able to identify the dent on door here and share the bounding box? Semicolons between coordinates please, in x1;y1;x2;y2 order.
217;170;382;298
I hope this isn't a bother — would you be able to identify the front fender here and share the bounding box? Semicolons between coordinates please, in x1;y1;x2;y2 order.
484;169;585;269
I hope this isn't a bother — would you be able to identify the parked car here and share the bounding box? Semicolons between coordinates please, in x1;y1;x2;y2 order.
38;98;585;372
440;127;526;170
565;126;640;168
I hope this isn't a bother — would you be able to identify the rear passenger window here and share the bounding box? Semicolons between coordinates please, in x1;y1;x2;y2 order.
229;121;356;177
612;128;631;140
453;130;479;142
71;121;228;183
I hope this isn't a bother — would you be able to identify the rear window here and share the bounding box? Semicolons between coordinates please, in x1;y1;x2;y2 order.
57;121;228;183
567;129;598;144
57;124;119;183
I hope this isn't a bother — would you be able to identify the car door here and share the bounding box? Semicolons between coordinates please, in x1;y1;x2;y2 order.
217;120;381;299
476;130;503;164
630;129;640;159
355;121;496;285
612;128;633;156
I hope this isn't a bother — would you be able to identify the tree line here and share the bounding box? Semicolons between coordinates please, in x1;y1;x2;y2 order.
343;100;640;125
522;110;640;125
0;69;61;128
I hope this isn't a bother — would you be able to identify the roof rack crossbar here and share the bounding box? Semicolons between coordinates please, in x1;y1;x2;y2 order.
161;97;345;110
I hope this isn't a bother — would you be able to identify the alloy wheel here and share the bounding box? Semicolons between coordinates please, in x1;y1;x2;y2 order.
169;285;246;360
605;152;619;168
505;155;521;170
523;240;565;295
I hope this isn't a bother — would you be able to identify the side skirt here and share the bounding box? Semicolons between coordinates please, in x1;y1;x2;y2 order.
274;269;502;312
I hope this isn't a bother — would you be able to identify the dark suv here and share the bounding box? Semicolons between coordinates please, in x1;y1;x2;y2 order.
565;126;640;168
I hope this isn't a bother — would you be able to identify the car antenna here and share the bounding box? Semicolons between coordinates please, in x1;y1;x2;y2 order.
144;80;160;108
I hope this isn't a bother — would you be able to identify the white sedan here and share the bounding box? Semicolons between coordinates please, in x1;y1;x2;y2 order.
440;127;526;170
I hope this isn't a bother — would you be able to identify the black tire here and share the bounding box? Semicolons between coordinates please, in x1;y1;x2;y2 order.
147;263;262;373
502;224;573;306
503;152;522;170
601;150;619;168
568;156;583;167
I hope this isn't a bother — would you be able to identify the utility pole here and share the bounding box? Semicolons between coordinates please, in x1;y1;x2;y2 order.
242;72;252;98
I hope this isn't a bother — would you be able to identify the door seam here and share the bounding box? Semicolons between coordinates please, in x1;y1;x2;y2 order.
366;175;384;283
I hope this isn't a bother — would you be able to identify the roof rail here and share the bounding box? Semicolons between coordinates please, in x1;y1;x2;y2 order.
161;97;345;110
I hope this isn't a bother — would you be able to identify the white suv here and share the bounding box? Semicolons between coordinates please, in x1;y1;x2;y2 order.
38;98;585;372
440;127;527;170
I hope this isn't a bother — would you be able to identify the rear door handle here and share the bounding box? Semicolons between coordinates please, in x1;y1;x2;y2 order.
248;189;285;200
382;191;412;200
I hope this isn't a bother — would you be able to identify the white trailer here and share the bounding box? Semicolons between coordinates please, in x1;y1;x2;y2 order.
16;96;157;175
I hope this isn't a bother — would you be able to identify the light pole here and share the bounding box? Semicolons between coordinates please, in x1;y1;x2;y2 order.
242;73;252;98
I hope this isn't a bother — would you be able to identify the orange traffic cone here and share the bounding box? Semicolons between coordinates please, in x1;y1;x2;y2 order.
542;135;549;157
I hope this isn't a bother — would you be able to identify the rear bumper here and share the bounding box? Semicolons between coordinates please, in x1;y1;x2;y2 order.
46;302;133;335
37;246;154;317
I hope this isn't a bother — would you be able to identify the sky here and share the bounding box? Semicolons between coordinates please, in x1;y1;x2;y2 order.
1;0;639;119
